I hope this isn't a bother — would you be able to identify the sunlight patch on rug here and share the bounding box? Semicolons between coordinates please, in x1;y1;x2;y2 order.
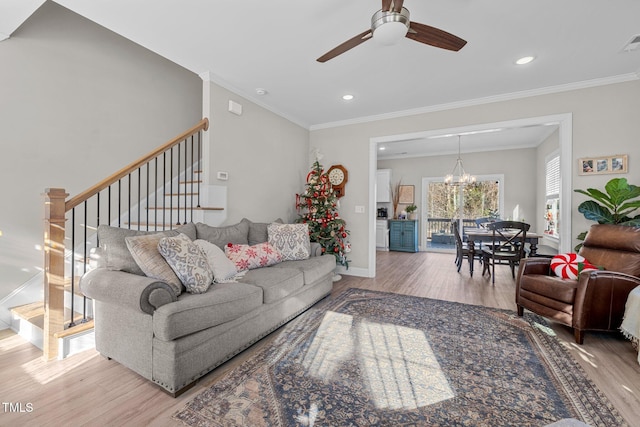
357;320;453;409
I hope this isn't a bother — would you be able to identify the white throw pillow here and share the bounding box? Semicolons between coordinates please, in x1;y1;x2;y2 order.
267;223;311;261
194;239;242;283
158;233;213;294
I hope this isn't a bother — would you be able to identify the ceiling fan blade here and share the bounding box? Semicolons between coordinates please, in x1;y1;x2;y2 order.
316;29;372;63
382;0;393;12
406;21;467;51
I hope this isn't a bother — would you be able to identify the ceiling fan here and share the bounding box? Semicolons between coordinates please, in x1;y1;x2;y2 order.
317;0;467;63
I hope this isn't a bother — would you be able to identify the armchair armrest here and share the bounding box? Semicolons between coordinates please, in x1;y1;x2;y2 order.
518;257;552;276
80;268;178;315
573;270;640;331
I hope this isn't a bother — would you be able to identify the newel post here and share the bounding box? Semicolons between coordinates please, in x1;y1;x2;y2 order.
43;188;68;360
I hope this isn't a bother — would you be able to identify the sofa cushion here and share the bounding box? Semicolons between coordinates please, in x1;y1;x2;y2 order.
195;219;249;249
158;234;214;294
97;223;196;274
225;242;282;272
193;239;242;283
268;223;310;261
270;255;336;285
125;233;183;295
153;282;263;341
240;267;304;303
245;218;283;246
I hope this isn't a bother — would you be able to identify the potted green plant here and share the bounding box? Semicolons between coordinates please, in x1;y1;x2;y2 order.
406;204;418;220
574;177;640;250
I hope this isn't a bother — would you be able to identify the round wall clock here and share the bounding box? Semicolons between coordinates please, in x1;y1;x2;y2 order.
327;164;348;197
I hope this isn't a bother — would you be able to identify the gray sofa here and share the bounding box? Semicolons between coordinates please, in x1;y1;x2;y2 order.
80;219;336;396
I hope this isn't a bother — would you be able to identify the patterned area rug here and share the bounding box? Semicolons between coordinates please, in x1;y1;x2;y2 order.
173;288;626;427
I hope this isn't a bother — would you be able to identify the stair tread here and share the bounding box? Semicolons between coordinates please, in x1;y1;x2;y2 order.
145;206;223;210
11;302;86;330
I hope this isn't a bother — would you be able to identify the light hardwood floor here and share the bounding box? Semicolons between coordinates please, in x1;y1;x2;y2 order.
1;251;639;426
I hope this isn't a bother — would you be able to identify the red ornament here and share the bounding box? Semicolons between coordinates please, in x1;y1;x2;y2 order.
342;232;347;238
334;247;339;252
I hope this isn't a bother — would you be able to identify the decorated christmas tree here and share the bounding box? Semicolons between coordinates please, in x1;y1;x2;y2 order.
296;158;350;268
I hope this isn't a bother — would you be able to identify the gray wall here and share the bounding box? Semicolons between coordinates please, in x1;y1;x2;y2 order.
205;82;309;225
0;2;202;299
311;80;640;275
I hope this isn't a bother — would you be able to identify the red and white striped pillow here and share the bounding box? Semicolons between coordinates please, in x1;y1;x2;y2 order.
550;253;597;280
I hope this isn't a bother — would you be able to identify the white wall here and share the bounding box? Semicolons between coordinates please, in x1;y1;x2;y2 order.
311;80;640;275
0;2;202;300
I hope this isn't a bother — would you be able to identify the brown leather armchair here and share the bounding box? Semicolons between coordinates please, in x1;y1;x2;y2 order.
516;224;640;344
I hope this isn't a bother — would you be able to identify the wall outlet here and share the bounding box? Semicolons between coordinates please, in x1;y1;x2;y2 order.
217;171;229;181
355;205;365;213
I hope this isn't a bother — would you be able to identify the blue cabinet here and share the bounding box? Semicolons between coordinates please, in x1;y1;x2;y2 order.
389;220;419;252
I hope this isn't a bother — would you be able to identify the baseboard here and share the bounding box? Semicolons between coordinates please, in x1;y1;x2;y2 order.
336;266;370;278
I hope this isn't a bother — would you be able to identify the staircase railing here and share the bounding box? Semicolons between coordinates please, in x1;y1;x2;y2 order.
42;118;209;360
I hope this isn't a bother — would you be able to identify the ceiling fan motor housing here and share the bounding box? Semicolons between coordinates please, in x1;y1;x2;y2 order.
371;7;410;45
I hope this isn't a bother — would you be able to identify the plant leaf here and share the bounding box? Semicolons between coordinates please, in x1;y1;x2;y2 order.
574;188;615;210
577;201;614;223
619;218;640;226
617;200;640;213
605;178;640;207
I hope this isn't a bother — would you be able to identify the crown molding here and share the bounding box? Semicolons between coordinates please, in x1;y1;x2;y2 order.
309;73;640;131
0;33;9;42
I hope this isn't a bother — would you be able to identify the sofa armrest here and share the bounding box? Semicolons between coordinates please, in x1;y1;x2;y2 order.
80;268;178;314
310;242;323;257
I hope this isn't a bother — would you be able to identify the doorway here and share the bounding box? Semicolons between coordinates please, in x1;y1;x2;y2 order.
422;175;503;251
368;113;573;278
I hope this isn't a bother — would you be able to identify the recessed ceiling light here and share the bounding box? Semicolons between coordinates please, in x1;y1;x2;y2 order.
379;146;386;150
516;56;535;65
255;88;268;95
342;94;354;101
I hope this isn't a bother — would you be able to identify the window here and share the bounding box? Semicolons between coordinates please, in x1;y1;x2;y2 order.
544;152;560;239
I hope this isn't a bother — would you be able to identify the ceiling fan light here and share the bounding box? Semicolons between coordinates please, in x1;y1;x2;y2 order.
373;22;409;45
371;8;410;46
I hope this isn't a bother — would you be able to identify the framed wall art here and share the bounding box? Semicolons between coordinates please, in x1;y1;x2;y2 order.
578;154;628;175
398;185;415;204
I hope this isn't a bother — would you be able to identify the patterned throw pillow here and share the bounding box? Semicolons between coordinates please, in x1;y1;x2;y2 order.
550;253;598;280
194;239;242;283
125;233;183;295
225;242;282;272
267;223;311;261
158;233;213;294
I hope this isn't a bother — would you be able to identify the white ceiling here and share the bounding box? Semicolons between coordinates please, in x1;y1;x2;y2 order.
3;0;640;154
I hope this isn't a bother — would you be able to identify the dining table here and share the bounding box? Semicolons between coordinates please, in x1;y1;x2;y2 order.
464;227;543;276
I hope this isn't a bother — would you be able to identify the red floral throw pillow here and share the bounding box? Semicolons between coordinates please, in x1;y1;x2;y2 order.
225;242;282;272
550;253;598;280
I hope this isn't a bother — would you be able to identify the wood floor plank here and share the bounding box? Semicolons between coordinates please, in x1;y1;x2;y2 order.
0;250;638;426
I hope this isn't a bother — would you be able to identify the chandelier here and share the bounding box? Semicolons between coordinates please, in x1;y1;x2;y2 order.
444;136;476;185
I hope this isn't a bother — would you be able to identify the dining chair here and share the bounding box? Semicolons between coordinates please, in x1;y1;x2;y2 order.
452;220;481;273
481;220;530;284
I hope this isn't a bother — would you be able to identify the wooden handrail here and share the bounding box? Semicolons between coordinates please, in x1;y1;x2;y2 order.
66;118;208;211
